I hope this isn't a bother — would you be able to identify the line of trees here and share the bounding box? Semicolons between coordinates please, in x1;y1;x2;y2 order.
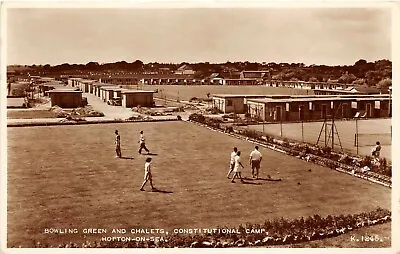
8;59;392;88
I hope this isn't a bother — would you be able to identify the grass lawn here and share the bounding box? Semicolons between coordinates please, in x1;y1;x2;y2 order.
138;85;311;101
7;110;60;119
247;118;392;161
7;121;391;247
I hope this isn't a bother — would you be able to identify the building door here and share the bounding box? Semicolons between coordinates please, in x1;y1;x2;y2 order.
342;103;348;118
276;106;282;121
322;104;327;119
366;103;372;118
299;105;305;121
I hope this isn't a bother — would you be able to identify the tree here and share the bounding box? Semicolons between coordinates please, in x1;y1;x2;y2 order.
376;78;392;90
352;78;366;86
86;62;99;70
354;59;367;66
338;73;357;84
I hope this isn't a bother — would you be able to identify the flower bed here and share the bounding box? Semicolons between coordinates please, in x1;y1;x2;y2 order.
28;208;390;248
188;113;392;187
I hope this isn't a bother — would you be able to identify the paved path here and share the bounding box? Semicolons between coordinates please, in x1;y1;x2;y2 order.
7;93;182;125
84;93;138;120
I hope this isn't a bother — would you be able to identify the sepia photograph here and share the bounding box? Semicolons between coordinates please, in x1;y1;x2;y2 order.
1;1;397;251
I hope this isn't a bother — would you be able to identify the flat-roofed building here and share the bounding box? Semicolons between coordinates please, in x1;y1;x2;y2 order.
46;90;83;108
212;94;267;113
68;77;83;87
247;95;392;122
121;90;155;108
40;81;75;96
7;96;28;108
314;86;382;95
100;86;127;102
224;78;261;86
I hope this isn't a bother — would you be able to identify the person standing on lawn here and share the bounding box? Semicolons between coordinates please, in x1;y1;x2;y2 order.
138;130;150;154
371;141;381;158
227;147;238;179
140;157;156;191
231;151;244;183
115;130;121;158
249;146;262;179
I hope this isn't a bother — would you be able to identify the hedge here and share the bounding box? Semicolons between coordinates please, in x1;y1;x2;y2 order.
29;207;390;248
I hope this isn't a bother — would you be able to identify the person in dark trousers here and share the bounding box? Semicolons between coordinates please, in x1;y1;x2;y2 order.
227;147;238;179
231;151;244;183
140;157;155;191
115;130;121;158
249;146;262;179
371;141;382;158
138;130;150;154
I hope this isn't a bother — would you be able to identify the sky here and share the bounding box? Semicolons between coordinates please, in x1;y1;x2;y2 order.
6;7;392;66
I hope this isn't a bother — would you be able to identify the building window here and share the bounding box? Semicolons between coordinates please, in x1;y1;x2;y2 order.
227;99;233;106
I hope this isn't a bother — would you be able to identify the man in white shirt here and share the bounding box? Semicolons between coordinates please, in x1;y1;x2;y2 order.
249;146;262;179
138;130;150;154
227;147;238;179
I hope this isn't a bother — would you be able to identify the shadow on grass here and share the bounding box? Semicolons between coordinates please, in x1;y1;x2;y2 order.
241;180;263;185
243;177;282;182
139;153;158;156
231;179;263;185
257;177;282;182
151;188;173;194
120;156;135;160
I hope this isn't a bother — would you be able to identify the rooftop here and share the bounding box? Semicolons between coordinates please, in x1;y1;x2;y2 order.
247;96;391;103
212;94;267;98
47;89;82;93
7;97;26;108
121;90;155;94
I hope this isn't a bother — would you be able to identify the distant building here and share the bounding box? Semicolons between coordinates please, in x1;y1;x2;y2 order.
240;71;268;79
246;94;391;122
40;81;73;96
208;73;224;85
175;64;195;75
46;90;83;108
314;86;382;95
212;94;267;113
121;90;155;108
7;96;28;108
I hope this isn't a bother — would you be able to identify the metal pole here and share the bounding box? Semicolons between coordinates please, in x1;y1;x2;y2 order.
302;120;304;143
389;88;391;116
356;118;359;155
331;105;335;150
325;120;327;147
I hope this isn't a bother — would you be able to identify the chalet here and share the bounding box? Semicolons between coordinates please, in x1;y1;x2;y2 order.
121;90;155;108
208;73;224;85
174;64;195;75
212;94;267;113
46;90;83;108
246;95;392;122
240;71;268;79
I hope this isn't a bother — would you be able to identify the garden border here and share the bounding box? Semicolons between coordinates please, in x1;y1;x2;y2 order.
7;117;180;128
187;118;391;188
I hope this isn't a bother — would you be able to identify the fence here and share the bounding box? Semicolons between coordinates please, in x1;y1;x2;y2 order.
354;133;392;147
